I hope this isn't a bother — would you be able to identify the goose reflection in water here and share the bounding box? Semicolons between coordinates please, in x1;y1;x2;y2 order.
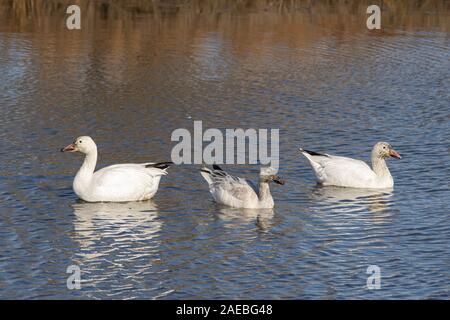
70;201;162;288
311;186;394;216
68;201;164;297
217;207;275;231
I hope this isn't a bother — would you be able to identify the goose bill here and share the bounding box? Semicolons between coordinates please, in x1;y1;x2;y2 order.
273;176;285;185
61;143;77;152
389;149;401;159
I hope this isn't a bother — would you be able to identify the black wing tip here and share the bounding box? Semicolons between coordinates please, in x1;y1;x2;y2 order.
212;164;223;171
300;148;328;157
146;161;174;170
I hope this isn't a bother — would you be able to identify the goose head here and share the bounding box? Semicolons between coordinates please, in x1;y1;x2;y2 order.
259;167;285;185
61;136;97;155
373;142;401;159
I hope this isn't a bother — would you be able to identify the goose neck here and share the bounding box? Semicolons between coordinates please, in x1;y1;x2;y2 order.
258;180;274;205
371;152;390;178
77;150;97;181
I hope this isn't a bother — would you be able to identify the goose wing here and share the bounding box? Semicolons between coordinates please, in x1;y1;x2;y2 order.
200;165;258;205
300;148;376;186
90;162;171;201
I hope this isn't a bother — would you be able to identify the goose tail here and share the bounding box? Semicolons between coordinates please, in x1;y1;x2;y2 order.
146;161;173;171
200;167;214;185
299;148;328;157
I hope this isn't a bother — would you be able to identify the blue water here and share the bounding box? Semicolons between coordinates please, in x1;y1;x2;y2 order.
0;4;449;299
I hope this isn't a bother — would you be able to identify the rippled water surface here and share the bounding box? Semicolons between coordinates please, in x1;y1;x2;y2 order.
0;1;449;299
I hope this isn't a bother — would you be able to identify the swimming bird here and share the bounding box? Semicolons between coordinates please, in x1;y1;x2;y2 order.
61;136;172;202
299;142;401;189
200;165;284;209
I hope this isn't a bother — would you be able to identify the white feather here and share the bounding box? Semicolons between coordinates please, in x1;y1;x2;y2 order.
63;136;171;202
200;166;277;209
300;143;398;189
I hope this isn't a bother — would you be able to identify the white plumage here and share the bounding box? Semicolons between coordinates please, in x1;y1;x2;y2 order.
299;142;401;189
200;165;284;209
61;136;172;202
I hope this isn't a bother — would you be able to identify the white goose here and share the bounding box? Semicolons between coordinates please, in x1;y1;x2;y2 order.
299;142;401;189
200;165;284;209
61;136;172;202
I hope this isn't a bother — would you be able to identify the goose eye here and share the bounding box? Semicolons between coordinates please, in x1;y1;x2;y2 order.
79;140;82;143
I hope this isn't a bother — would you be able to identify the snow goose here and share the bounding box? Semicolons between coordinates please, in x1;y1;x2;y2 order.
200;165;284;209
61;136;172;202
299;142;401;189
